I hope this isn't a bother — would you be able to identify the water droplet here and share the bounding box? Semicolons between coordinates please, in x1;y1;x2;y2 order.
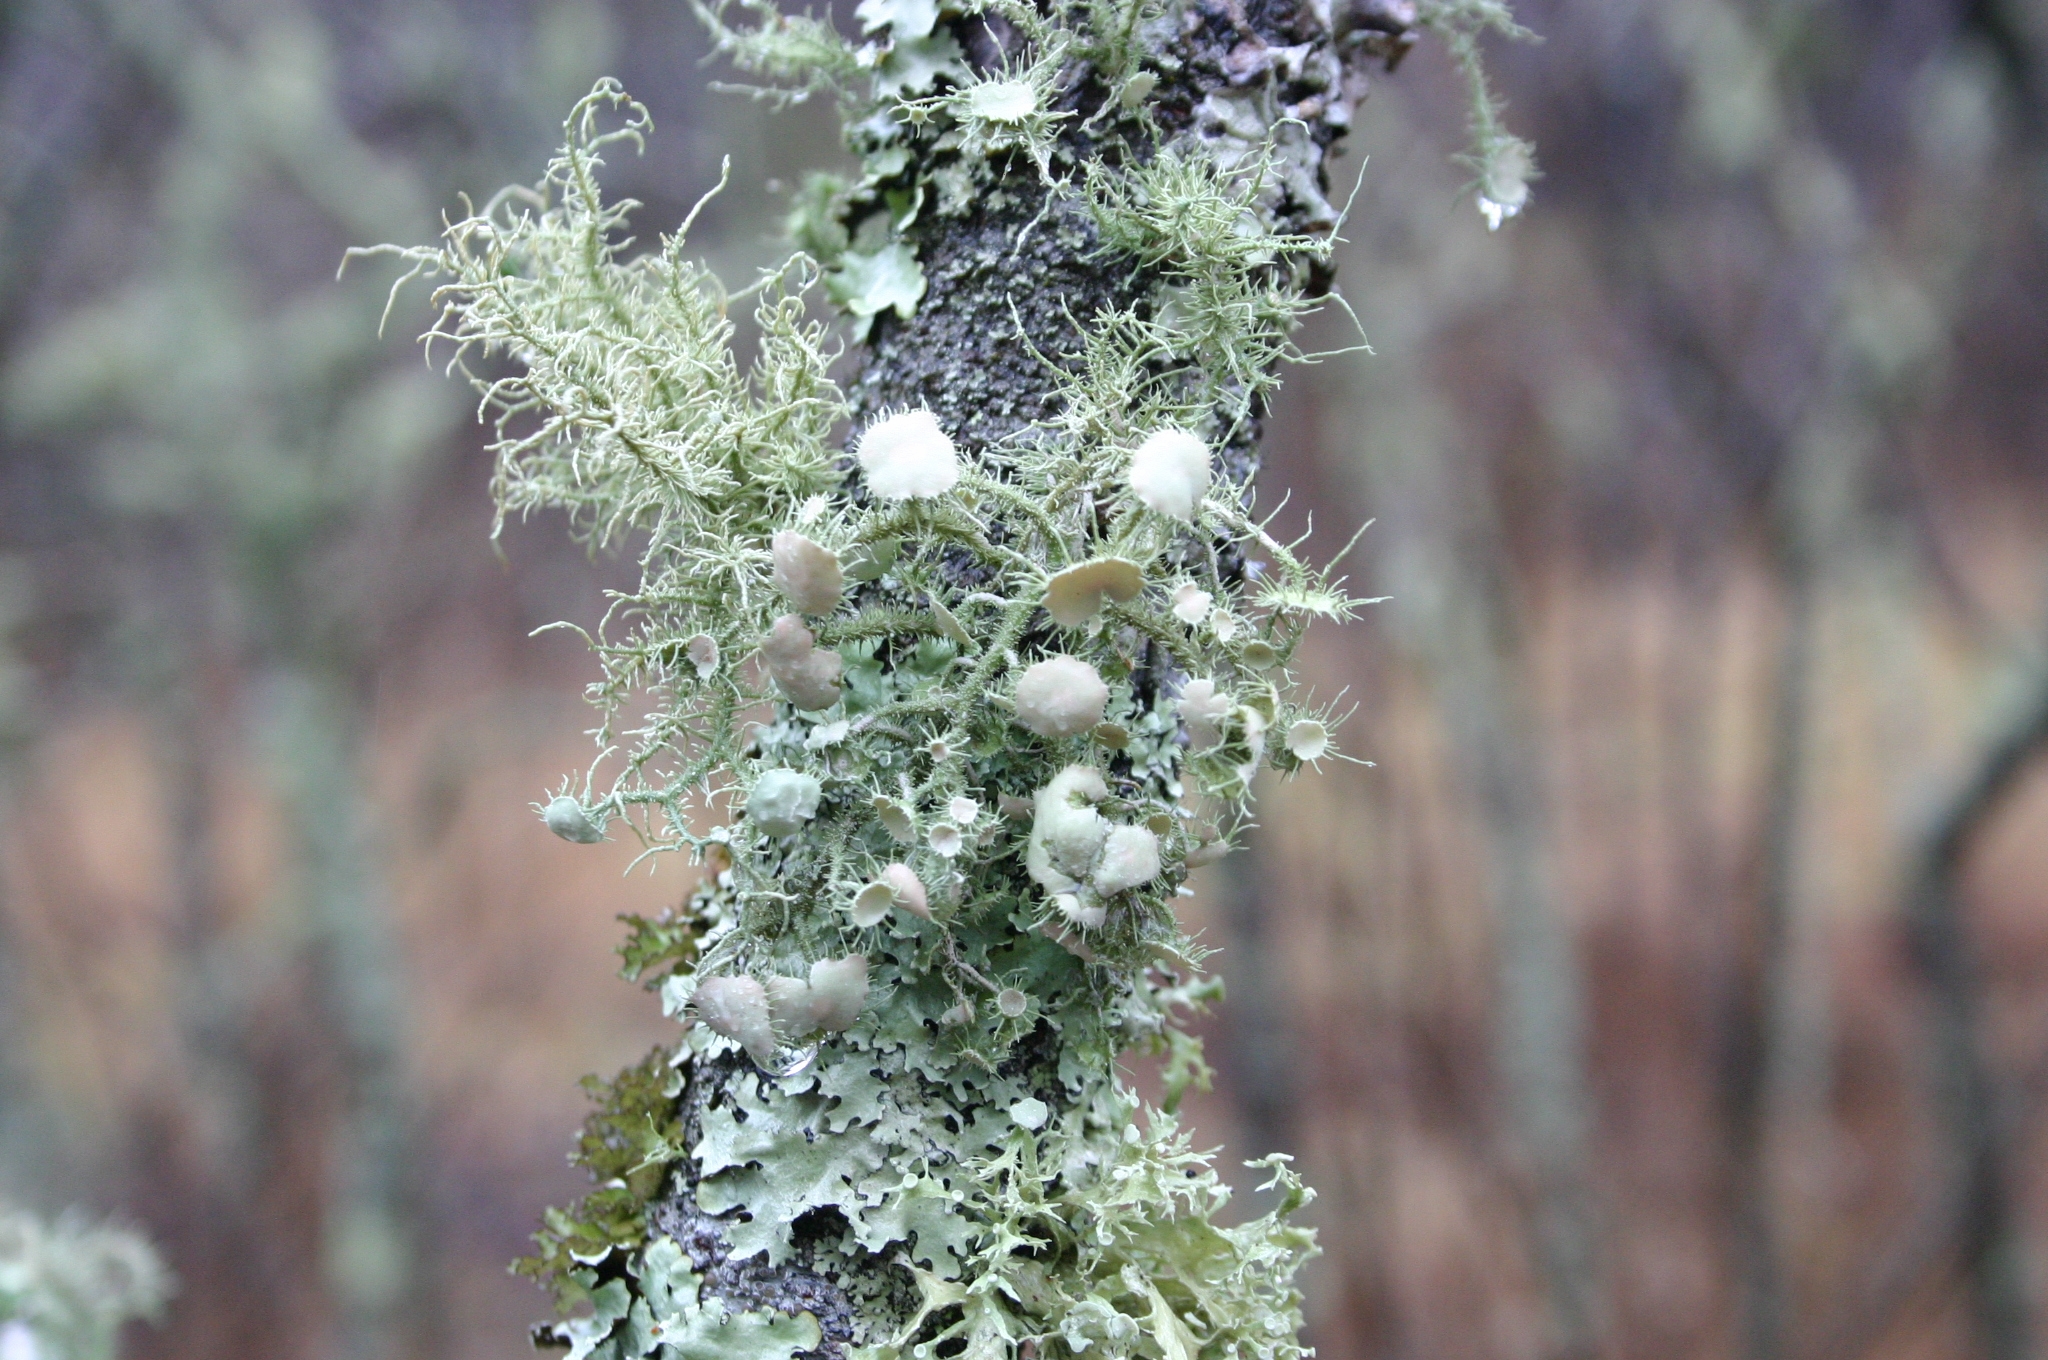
754;1041;819;1078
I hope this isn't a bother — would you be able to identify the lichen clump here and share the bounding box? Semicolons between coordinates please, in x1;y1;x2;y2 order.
0;1205;171;1360
356;0;1523;1346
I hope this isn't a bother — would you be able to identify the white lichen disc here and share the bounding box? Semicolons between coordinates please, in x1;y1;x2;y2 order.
963;79;1037;123
1043;557;1144;629
851;881;897;927
857;409;961;499
1171;582;1213;625
1015;656;1110;739
1128;428;1212;520
1286;719;1329;762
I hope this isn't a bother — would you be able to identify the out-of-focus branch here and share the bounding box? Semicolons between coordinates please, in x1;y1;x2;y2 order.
1797;651;2048;1360
1614;244;1817;1360
1902;657;2048;1360
1729;470;1813;1360
257;672;433;1360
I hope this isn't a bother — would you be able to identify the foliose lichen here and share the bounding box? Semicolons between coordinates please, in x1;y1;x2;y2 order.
357;0;1527;1350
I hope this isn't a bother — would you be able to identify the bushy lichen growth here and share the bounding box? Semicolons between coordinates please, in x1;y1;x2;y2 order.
0;1206;170;1360
362;0;1524;1350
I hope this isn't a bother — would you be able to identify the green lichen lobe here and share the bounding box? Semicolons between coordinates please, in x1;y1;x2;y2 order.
515;1050;688;1306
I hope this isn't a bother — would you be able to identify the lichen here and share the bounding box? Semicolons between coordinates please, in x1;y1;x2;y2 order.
360;0;1528;1350
0;1205;171;1360
514;1051;690;1304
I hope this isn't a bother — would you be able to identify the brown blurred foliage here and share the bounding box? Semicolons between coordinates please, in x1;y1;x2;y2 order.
1;0;2044;1359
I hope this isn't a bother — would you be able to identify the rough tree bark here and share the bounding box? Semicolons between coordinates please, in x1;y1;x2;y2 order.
633;0;1420;1344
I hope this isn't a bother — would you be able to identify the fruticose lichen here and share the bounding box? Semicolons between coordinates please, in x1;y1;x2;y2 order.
358;0;1524;1351
0;1205;170;1360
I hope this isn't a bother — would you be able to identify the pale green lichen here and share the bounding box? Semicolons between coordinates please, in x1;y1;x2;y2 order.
0;1205;170;1360
548;1235;824;1360
1416;0;1542;228
359;72;1361;909
360;0;1527;1347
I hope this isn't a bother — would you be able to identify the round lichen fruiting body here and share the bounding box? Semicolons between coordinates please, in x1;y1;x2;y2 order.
761;614;843;711
1286;718;1330;762
1092;824;1162;895
771;530;845;615
805;955;869;1031
542;795;604;843
749;769;823;836
850;881;896;927
1053;891;1106;930
1015;656;1110;739
1128;428;1212;520
856;409;961;499
881;863;930;918
873;798;916;843
693;976;775;1062
1177;677;1233;752
962;78;1038;122
1026;765;1111;893
1043;557;1144;629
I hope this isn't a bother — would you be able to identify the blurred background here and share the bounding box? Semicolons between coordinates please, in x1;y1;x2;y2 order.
0;0;2044;1357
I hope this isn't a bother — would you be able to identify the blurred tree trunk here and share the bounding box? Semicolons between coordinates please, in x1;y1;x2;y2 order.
0;0;115;1208
150;618;330;1356
1212;833;1299;1163
1346;386;1605;1360
1731;416;1827;1360
257;671;435;1360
